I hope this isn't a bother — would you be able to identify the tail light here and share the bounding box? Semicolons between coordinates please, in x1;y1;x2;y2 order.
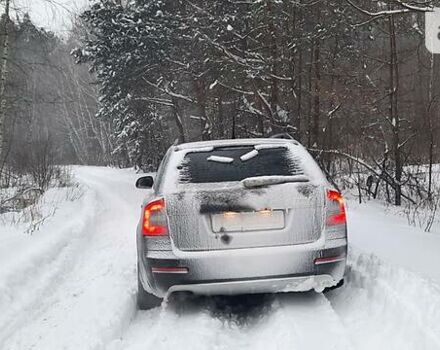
142;198;168;236
326;190;346;226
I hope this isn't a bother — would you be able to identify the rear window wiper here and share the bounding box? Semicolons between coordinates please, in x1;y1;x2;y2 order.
241;175;309;188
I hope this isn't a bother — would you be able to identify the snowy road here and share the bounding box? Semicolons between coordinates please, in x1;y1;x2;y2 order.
2;167;440;350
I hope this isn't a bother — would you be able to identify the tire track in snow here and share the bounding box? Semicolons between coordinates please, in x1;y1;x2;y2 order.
2;167;144;350
117;292;353;350
0;184;99;347
327;249;440;350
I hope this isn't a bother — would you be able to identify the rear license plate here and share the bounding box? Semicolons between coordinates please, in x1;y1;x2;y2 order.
211;210;285;233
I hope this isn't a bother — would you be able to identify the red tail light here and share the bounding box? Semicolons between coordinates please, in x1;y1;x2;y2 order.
326;190;346;226
142;198;168;236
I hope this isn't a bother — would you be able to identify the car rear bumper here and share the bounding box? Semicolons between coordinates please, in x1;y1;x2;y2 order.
139;238;347;298
168;274;339;295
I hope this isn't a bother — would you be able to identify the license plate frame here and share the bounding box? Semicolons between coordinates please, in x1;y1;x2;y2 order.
211;210;285;233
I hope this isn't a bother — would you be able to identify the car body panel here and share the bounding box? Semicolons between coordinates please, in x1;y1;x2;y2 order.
136;138;347;298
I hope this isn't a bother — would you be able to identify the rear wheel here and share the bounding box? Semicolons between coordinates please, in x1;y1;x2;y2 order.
137;271;162;310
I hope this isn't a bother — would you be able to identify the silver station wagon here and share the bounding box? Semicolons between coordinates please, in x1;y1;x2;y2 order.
135;138;347;309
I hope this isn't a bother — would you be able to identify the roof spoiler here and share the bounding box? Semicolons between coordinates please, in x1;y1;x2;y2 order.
270;133;299;144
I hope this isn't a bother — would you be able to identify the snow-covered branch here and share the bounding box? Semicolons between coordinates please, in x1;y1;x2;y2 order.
142;78;196;104
346;0;433;17
310;148;416;203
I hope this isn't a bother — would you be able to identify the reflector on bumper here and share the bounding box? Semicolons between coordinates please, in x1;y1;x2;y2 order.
314;255;346;265
151;267;189;274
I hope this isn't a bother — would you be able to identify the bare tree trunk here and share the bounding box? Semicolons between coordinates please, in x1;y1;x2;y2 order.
194;80;210;140
171;97;186;143
389;13;402;206
427;52;435;201
266;1;281;134
297;48;303;141
0;0;11;171
307;46;313;148
312;38;321;148
217;96;225;138
58;73;88;164
289;4;301;141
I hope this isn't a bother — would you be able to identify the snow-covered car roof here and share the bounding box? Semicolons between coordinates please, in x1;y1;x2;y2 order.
173;138;299;151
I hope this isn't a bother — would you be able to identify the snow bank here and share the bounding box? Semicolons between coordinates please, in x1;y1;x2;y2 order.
347;200;440;282
328;248;440;350
0;167;144;350
0;183;98;346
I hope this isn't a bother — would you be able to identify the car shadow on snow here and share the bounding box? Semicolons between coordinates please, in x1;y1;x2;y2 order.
164;292;274;327
163;291;327;328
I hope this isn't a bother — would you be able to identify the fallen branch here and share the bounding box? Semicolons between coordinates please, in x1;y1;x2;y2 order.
309;148;416;204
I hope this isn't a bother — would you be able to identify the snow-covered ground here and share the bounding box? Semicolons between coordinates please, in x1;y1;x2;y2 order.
1;166;440;350
348;200;440;282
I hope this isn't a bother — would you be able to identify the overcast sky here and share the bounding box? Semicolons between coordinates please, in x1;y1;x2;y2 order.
7;0;89;34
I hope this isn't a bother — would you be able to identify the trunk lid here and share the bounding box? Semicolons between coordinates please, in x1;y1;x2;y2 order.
166;182;324;251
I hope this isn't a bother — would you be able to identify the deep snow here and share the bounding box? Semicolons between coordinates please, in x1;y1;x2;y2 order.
347;200;440;282
1;166;440;350
0;167;143;349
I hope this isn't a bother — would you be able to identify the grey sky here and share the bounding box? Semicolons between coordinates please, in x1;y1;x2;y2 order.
8;0;89;34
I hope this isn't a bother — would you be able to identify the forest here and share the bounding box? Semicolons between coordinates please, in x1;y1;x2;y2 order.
1;0;439;218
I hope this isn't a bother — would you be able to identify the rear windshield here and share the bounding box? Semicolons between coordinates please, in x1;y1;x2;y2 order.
178;146;304;184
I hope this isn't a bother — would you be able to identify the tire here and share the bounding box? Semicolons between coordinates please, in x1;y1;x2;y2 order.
137;272;163;310
323;278;344;293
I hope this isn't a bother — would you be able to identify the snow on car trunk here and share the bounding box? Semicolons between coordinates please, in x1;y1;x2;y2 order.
166;182;325;251
164;144;326;251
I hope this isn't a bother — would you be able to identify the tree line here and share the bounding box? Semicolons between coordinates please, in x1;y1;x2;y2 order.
73;0;440;206
0;4;112;192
